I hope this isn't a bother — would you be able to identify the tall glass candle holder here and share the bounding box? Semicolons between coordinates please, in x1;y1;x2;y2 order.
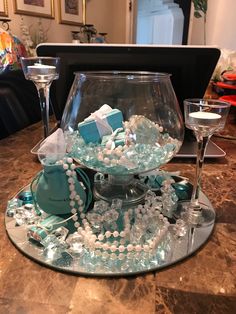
21;57;60;139
184;98;230;227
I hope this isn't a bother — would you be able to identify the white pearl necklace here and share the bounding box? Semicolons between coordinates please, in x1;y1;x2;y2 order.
77;202;169;260
77;215;170;260
62;157;84;226
61;157;171;260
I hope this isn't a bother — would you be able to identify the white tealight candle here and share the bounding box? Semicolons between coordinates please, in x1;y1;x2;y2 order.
189;111;221;126
27;63;56;76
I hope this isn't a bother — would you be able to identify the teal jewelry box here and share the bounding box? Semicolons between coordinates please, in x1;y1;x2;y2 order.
78;109;124;144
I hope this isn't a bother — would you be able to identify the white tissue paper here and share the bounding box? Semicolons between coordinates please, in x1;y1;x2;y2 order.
37;128;66;165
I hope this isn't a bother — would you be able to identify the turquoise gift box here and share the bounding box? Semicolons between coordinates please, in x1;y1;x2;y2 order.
78;109;124;144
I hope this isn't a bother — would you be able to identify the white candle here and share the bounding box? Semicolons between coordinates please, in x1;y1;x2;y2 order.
189;111;221;126
27;63;56;76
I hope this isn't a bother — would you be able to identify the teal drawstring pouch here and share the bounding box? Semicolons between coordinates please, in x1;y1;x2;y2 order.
35;163;87;215
32;128;91;216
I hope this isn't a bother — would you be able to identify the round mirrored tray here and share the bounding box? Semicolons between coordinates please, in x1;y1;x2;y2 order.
5;182;215;277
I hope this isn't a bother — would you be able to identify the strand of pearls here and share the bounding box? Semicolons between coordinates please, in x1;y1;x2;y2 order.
62;157;84;229
60;157;171;261
75;203;170;260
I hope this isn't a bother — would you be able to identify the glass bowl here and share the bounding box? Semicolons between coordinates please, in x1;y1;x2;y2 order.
61;71;184;204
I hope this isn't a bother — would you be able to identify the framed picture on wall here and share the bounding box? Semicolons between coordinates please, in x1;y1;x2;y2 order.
59;0;85;25
13;0;54;18
0;0;8;17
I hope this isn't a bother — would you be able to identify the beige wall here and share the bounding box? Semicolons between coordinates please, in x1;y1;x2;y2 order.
77;0;127;43
5;0;127;45
4;0;236;50
6;0;76;43
189;0;236;50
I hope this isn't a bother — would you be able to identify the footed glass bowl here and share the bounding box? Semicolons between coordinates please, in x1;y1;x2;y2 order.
61;72;184;204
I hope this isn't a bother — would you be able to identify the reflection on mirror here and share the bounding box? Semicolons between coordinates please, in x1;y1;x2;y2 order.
136;0;184;44
85;0;192;45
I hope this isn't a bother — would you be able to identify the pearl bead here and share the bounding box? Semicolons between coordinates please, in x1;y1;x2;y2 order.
70;191;76;199
127;244;133;252
85;226;91;232
162;226;168;232
68;178;74;184
118;253;125;260
71;208;77;214
69;184;75;191
118;245;125;253
74;222;80;228
91;234;97;241
135;245;142;252
120;231;125;238
89;239;95;246
81;229;86;236
110;245;117;252
98;234;104;241
115;149;122;157
110;253;117;260
105;149;112;155
70;164;76;170
141;207;146;214
113;231;119;238
95;241;100;249
75;195;81;200
102;243;109;250
78;199;83;205
97;153;103;161
110;159;118;165
72;215;78;221
105;231;111;238
63;164;69;170
137;213;142;219
66;170;72;176
80;213;85;219
70;201;75;207
67;157;73;164
104;157;110;164
143;244;149;252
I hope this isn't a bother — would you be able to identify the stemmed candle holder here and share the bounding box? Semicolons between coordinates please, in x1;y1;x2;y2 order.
21;57;60;139
183;99;230;227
